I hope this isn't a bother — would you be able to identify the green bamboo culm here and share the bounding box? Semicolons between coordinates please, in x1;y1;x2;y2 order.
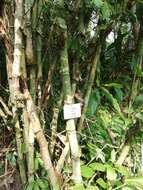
60;19;82;183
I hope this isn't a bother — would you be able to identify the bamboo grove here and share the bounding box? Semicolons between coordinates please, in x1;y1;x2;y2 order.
1;0;143;189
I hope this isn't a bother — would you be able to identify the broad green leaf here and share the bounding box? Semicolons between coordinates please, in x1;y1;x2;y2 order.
86;90;100;116
42;179;49;188
89;162;106;172
91;0;103;8
33;183;40;190
101;87;124;118
96;178;107;189
101;2;111;19
106;165;117;181
114;180;123;188
104;83;123;103
26;181;35;190
81;165;94;179
125;177;143;188
36;178;48;189
71;184;85;190
115;165;130;177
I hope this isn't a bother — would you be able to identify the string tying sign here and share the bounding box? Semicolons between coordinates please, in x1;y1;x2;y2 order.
63;103;81;120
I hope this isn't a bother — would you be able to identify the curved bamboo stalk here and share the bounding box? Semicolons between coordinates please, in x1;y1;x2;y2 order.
23;83;60;189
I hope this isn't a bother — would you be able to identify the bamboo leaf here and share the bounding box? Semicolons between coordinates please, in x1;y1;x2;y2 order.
106;164;117;181
96;178;107;189
71;184;85;190
87;90;100;116
101;87;124;118
36;178;48;189
33;183;40;190
81;165;94;179
125;177;143;188
115;165;130;177
26;181;35;190
89;0;103;8
101;2;111;19
89;162;106;172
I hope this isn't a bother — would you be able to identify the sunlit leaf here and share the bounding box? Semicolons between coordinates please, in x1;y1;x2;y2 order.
71;184;85;190
115;165;130;177
89;162;106;172
106;164;117;181
125;177;143;188
96;178;107;189
81;165;94;179
122;187;133;190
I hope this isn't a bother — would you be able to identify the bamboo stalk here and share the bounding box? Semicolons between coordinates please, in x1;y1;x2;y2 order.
141;142;143;175
56;142;70;173
116;143;130;165
13;109;27;185
12;0;27;185
50;92;63;155
41;57;57;108
116;121;141;165
36;0;43;106
60;26;82;183
28;122;35;181
1;8;27;185
78;44;101;132
24;0;35;181
23;84;60;189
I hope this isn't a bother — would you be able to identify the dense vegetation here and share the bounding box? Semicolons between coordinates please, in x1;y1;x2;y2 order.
1;0;143;189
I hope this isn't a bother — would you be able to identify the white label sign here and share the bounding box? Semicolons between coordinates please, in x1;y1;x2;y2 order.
64;103;81;120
